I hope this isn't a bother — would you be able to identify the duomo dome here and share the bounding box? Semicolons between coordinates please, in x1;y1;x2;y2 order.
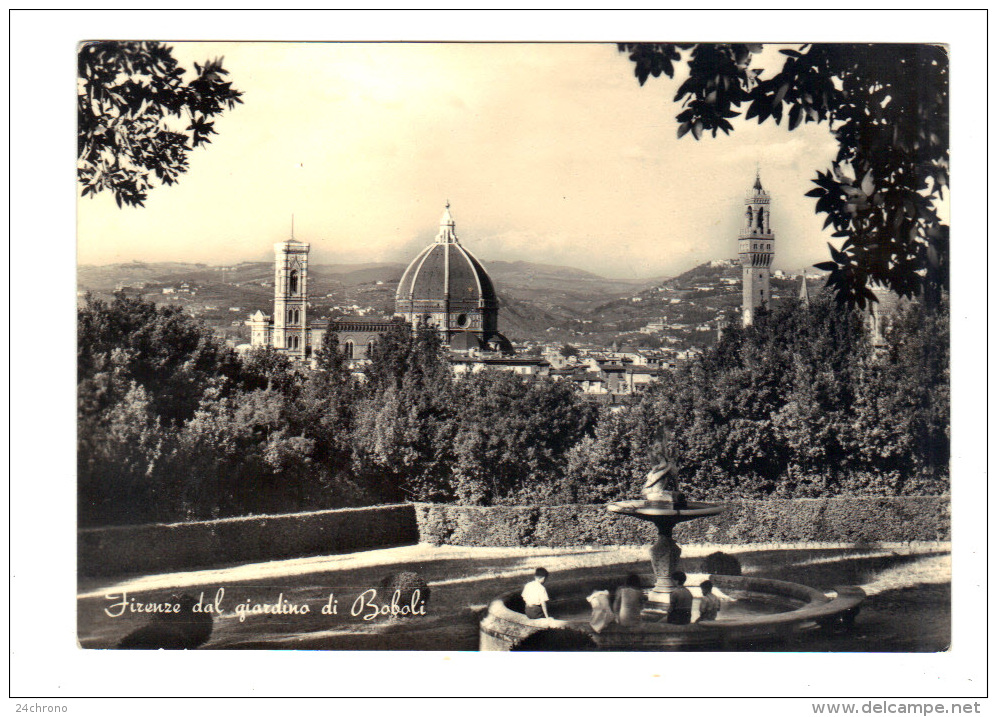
395;203;512;354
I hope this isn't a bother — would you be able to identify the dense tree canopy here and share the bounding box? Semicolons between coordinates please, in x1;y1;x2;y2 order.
451;372;597;505
78;294;947;527
352;324;459;502
619;43;949;309
78;293;241;424
569;294;949;499
78;41;243;207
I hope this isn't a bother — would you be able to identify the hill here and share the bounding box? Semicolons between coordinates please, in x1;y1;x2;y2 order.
77;257;819;349
77;259;653;344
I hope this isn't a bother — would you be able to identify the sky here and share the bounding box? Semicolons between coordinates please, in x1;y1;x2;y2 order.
77;42;844;280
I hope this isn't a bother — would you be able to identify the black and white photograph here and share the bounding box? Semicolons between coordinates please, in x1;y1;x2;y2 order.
9;8;987;708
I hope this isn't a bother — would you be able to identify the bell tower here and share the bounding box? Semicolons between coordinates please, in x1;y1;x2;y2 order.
738;170;774;326
273;231;309;360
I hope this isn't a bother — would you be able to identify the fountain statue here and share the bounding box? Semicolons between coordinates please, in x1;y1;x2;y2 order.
608;425;723;604
640;426;684;502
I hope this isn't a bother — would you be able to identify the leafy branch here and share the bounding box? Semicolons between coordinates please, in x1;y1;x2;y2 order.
78;41;244;207
618;43;948;309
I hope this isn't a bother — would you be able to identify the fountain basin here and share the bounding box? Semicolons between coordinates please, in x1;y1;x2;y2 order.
608;499;725;521
479;572;864;651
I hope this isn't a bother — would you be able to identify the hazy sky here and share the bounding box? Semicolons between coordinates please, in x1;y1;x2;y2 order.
79;42;847;279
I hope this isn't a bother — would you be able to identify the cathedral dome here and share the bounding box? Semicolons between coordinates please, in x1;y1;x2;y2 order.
395;204;497;307
394;203;510;354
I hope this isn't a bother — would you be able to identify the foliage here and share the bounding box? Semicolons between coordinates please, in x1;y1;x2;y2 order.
413;496;950;547
78;41;243;207
78;291;947;527
703;551;743;577
239;346;302;395
314;329;349;380
352;324;458;502
841;302;950;494
569;294;948;499
78;381;173;526
451;372;597;505
78;293;241;424
77;292;241;524
564;393;664;503
362;323;452;394
378;571;431;616
618;43;949;309
173;387;316;519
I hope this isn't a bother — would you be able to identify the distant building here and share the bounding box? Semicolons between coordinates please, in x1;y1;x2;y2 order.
451;355;549;376
329;316;404;360
247;203;513;364
867;285;909;349
738;171;774;326
394;203;513;354
640;318;668;334
246;235;324;360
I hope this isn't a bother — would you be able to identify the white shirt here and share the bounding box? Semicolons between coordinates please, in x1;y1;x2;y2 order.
522;580;549;606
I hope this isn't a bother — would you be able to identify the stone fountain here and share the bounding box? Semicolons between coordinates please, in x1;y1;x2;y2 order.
607;493;723;605
479;426;866;651
607;427;723;604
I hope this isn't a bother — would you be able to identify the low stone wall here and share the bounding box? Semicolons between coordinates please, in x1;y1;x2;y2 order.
78;504;420;578
413;496;951;547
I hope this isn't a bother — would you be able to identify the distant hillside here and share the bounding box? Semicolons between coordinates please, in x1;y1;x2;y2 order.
77;262;232;292
79;259;650;305
77;257;824;348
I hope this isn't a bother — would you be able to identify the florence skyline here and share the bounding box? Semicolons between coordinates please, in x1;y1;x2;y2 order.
77;42;857;280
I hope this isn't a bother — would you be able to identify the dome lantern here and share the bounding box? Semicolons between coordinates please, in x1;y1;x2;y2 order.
435;201;458;244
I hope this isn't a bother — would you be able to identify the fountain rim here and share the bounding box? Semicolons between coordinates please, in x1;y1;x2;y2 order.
480;573;866;650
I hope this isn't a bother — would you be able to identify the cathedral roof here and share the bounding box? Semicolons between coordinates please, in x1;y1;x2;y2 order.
449;331;484;352
396;204;498;305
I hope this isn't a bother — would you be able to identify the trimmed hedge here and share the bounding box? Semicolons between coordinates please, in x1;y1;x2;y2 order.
413;497;950;547
79;497;950;578
78;504;419;578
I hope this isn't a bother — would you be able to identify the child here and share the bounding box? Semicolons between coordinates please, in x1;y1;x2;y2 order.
522;567;551;620
613;573;644;627
665;571;693;625
697;580;721;622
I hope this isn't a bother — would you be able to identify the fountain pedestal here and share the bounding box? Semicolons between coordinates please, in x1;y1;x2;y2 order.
648;522;683;603
607;491;724;605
